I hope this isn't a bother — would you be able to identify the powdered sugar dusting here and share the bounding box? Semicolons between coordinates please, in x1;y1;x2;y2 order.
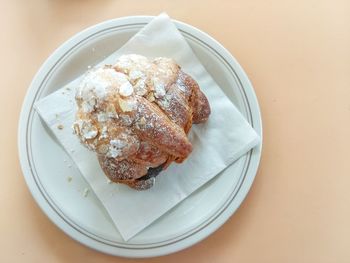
108;139;127;158
100;126;108;139
118;98;137;112
119;114;134;126
76;67;131;111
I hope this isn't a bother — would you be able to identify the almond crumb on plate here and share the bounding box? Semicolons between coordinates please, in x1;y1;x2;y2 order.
83;188;90;197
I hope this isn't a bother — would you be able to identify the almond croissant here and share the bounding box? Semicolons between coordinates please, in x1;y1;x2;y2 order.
73;54;210;190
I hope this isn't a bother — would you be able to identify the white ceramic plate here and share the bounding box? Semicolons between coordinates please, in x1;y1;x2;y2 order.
18;16;262;258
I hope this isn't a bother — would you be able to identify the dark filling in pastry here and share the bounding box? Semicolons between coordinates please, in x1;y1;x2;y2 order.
137;165;163;181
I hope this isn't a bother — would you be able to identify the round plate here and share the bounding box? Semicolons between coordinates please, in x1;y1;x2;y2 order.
18;16;262;258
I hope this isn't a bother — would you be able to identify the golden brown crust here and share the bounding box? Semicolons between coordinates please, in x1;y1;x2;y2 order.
74;55;210;190
180;71;211;124
98;155;157;190
98;156;148;181
133;96;193;158
130;141;168;167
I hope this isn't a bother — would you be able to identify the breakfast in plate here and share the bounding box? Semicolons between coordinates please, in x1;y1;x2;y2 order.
74;54;211;190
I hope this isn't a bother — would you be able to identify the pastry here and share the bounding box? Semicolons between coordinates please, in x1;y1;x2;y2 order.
73;54;210;190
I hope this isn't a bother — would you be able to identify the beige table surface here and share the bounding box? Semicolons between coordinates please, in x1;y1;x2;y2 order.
1;0;350;262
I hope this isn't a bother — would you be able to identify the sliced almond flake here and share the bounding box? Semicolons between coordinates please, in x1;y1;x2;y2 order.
119;82;134;97
118;98;136;112
98;144;109;154
106;104;118;118
134;79;147;96
129;70;144;81
147;92;155;102
97;112;109;122
154;83;166;98
79;121;98;140
83;188;90;197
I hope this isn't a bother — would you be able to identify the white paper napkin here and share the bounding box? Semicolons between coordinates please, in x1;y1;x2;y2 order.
34;13;260;241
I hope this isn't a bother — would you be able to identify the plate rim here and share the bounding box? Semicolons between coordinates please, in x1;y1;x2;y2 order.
18;15;262;258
